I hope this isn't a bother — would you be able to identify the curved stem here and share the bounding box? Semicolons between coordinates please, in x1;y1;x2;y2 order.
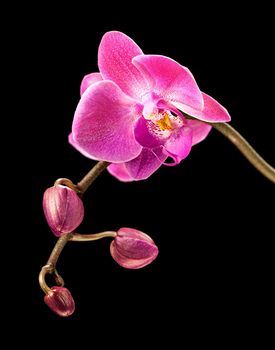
71;231;117;242
54;178;81;194
39;264;65;294
47;233;73;267
209;123;275;184
39;234;72;294
39;266;52;294
39;161;109;295
77;161;110;193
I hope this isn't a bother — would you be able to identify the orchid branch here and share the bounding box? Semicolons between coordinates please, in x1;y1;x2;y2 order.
40;121;275;295
40;121;275;293
39;30;275;317
39;122;274;317
210;122;275;184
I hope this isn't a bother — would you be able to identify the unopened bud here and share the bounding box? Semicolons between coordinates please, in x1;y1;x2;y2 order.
110;227;158;269
44;286;75;317
43;185;84;237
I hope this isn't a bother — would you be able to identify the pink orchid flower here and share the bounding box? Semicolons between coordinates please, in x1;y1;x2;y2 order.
70;31;230;181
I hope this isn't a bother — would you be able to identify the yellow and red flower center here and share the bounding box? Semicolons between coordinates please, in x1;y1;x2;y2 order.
146;110;183;140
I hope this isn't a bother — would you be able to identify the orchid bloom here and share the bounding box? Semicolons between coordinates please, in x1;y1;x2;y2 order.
70;31;230;181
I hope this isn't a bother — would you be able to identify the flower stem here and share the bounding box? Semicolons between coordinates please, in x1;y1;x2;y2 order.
39;161;109;295
71;231;117;242
77;161;110;193
47;233;73;267
209;122;275;184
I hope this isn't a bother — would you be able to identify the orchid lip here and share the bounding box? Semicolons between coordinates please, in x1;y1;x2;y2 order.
135;96;186;150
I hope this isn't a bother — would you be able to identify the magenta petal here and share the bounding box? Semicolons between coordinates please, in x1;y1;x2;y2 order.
69;133;98;159
71;81;142;163
125;147;167;180
108;148;166;182
80;72;103;96
133;55;203;110
134;116;163;148
107;163;134;182
185;119;212;145
98;31;149;100
174;92;231;122
163;127;193;165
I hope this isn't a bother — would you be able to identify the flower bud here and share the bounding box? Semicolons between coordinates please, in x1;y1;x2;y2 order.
110;227;159;269
43;185;84;237
44;286;75;317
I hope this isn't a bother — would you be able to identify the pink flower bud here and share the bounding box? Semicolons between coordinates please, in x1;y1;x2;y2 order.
44;286;75;317
110;227;159;269
43;185;84;237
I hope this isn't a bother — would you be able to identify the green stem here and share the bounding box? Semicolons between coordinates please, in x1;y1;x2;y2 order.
77;161;110;193
209;122;275;184
71;231;117;241
47;233;73;267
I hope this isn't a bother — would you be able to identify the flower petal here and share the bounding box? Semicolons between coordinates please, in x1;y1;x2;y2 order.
71;81;142;162
173;92;231;122
134;116;163;148
163;127;193;165
108;147;166;181
125;147;167;180
98;31;149;100
80;72;103;96
133;55;203;110
107;163;134;182
69;133;97;159
185;119;212;145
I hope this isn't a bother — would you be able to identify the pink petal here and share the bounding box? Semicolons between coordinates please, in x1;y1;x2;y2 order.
98;31;149;100
134;116;163;148
173;92;231;122
132;55;203;110
80;72;103;96
71;81;142;162
69;133;98;159
125;147;167;180
185;119;212;145
107;163;134;182
163;127;193;165
108;147;166;181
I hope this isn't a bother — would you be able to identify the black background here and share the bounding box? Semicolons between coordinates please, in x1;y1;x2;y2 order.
7;3;274;345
